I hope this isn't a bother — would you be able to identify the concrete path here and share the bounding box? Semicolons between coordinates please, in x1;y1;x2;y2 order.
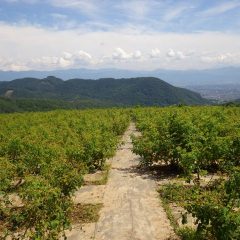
94;123;175;240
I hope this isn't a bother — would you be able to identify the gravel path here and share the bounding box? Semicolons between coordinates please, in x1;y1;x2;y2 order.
94;123;175;240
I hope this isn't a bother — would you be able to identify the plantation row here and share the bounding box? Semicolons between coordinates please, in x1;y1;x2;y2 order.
0;109;130;239
132;106;240;239
133;106;240;174
1;106;240;239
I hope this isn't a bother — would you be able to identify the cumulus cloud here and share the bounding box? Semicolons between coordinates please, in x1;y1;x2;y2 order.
167;49;176;58
62;51;73;60
31;56;62;68
133;50;142;59
75;50;92;62
112;48;142;61
0;57;29;71
112;48;132;60
0;22;240;70
58;57;72;68
27;50;93;70
150;48;161;58
167;49;186;60
176;51;186;60
200;53;235;64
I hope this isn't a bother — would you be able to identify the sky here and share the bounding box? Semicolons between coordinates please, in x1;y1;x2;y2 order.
0;0;240;71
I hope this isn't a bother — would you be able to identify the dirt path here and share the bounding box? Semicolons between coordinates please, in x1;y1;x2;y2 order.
94;123;175;240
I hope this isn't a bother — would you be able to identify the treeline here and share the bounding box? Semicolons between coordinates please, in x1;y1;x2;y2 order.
0;97;115;113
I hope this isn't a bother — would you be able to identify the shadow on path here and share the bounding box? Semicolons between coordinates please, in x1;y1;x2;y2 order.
112;162;180;182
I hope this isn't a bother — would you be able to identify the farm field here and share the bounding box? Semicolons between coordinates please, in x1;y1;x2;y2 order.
0;106;240;239
0;109;130;239
132;106;240;240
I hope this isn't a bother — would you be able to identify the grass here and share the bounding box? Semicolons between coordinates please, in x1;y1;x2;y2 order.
158;184;200;240
177;227;203;240
0;203;104;238
69;203;103;224
84;163;111;185
158;187;179;231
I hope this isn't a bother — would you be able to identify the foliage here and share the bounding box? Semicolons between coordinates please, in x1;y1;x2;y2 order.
133;106;240;239
0;76;207;113
132;106;240;179
177;226;204;240
160;174;240;239
0;97;115;113
0;108;130;239
186;171;240;240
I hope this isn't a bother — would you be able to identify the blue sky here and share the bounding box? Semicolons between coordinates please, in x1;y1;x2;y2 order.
0;0;240;71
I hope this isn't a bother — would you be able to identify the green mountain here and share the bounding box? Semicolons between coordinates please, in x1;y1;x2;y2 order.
0;76;208;112
0;97;112;113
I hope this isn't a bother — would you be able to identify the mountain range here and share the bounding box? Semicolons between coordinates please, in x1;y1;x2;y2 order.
0;67;239;87
0;76;207;113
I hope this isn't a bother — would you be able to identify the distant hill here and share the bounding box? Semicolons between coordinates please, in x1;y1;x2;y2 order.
0;97;111;113
0;67;239;87
0;76;208;112
225;98;240;105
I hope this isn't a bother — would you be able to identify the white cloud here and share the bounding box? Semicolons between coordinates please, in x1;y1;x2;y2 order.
201;1;240;17
176;51;186;60
115;1;196;26
51;13;68;20
133;50;142;59
112;48;142;61
116;0;154;20
200;53;237;64
167;49;187;60
112;48;132;60
167;49;176;57
75;50;92;61
162;5;192;22
26;50;93;70
0;57;29;71
31;56;61;69
49;0;99;16
62;51;73;60
58;57;72;68
0;22;240;70
150;48;161;58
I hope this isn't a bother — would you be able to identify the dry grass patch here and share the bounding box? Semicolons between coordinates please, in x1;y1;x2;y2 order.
70;203;103;224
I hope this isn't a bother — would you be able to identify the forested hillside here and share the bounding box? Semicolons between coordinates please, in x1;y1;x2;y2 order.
0;77;208;113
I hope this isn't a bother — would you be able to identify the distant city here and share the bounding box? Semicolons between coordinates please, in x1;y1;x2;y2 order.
187;84;240;102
